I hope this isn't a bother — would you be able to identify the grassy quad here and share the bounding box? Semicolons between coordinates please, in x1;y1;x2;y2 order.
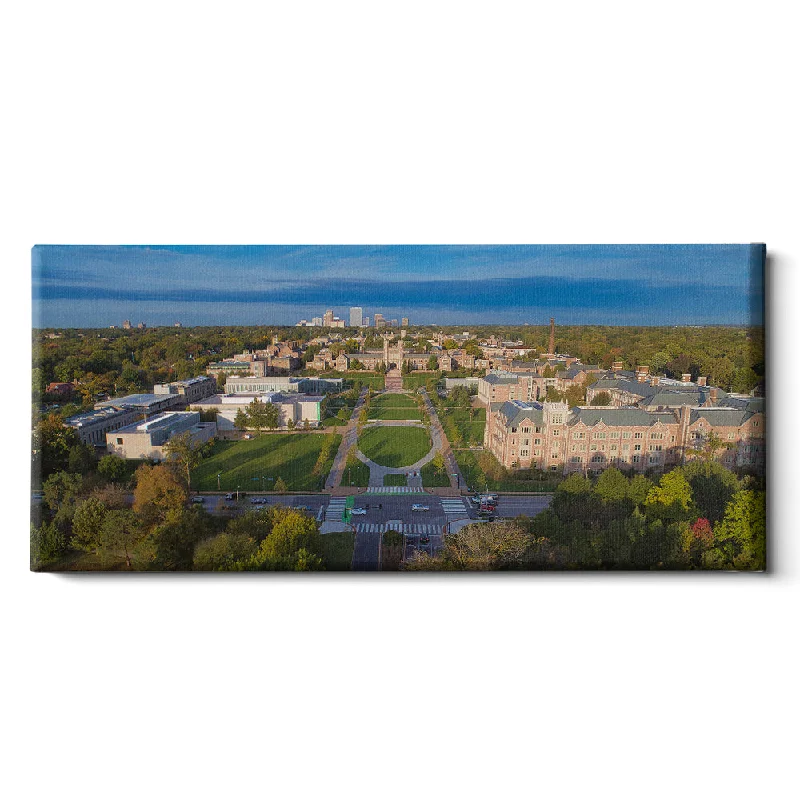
192;434;342;492
358;425;432;468
438;406;486;446
383;473;407;487
367;393;421;421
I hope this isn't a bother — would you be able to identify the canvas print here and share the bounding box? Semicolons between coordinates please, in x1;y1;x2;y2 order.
31;245;766;572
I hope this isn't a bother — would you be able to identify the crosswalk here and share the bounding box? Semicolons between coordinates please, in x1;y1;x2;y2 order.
440;498;469;519
324;497;347;521
364;486;426;495
352;523;441;535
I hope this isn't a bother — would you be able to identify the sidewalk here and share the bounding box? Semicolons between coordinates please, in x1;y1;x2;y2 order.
420;388;465;491
324;387;368;490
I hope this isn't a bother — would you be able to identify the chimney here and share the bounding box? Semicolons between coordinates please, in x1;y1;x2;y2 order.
697;376;707;387
681;373;691;383
650;376;660;386
612;361;623;371
637;373;647;383
548;318;555;355
709;388;718;404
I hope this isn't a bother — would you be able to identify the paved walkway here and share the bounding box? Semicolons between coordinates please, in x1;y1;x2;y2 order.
420;388;465;494
325;387;368;490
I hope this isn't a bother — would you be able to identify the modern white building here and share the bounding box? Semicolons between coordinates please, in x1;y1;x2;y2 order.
224;376;343;394
66;406;142;446
194;393;323;431
105;411;216;461
153;376;217;404
349;307;363;327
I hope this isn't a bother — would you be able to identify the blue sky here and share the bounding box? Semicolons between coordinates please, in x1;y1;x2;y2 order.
32;244;764;328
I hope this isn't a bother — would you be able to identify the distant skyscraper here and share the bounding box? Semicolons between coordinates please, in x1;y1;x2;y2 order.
323;309;334;327
122;320;131;330
374;313;385;329
312;316;323;327
401;317;409;327
349;307;363;327
363;316;370;327
390;319;398;327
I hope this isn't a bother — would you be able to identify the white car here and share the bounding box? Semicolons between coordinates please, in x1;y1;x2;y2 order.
411;504;430;512
351;507;367;515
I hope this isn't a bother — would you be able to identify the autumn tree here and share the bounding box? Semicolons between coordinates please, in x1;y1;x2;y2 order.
34;414;80;479
704;490;766;570
645;470;694;521
273;476;288;493
133;463;188;529
592;391;612;406
246;508;323;570
71;497;108;554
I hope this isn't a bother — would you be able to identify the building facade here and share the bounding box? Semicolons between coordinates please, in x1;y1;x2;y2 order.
105;411;216;461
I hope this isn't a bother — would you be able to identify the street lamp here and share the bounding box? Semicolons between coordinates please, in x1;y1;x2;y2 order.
217;472;221;491
452;473;460;489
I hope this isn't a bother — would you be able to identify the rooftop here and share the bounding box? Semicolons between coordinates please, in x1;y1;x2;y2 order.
118;411;200;434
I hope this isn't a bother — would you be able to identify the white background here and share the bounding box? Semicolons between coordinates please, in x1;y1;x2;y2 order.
2;2;797;798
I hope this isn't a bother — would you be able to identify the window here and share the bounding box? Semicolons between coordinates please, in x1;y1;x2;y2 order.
634;432;642;439
551;452;559;459
523;439;529;446
553;429;560;436
535;426;542;434
610;444;618;452
522;426;530;433
753;421;760;427
552;415;563;424
591;454;603;462
520;450;529;457
622;444;630;451
594;432;606;439
571;456;582;463
632;455;640;463
609;431;619;439
590;444;598;451
728;433;735;440
574;432;585;439
649;455;659;464
634;444;641;451
116;437;123;445
534;438;541;445
511;427;517;433
622;432;631;439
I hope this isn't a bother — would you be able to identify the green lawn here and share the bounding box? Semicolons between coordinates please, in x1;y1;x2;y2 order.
343;452;370;487
320;530;355;570
420;461;451;487
367;392;421;420
358;426;432;468
314;372;385;390
439;407;486;446
401;373;440;390
192;434;342;492
383;473;407;487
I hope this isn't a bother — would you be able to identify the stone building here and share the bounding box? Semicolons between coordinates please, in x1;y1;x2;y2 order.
483;399;765;476
105;411;216;461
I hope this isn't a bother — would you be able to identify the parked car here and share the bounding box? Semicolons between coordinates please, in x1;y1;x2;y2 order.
411;504;430;512
420;534;431;544
224;493;235;501
191;496;204;504
250;497;267;505
351;507;367;515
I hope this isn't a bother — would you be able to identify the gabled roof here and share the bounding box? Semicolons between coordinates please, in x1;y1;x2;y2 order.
567;408;678;428
689;408;752;427
482;372;522;385
498;400;544;427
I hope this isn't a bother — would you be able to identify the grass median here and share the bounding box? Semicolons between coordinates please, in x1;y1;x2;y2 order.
358;425;432;468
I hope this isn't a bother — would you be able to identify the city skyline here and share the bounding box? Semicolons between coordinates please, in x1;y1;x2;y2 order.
32;244;764;328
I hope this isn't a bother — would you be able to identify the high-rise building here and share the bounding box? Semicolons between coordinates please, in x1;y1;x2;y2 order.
312;317;323;327
390;319;398;327
374;313;385;329
323;309;334;327
401;317;409;327
349;307;363;327
122;320;132;330
363;316;370;327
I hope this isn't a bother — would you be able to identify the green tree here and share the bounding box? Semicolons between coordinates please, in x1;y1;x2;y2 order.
138;508;210;571
427;355;439;371
234;408;249;431
163;430;205;489
274;476;288;493
68;443;95;475
193;532;258;571
246;398;270;434
30;520;68;569
71;497;108;554
681;461;740;523
246;508;323;570
645;470;694;521
705;490;766;570
593;467;630;503
100;509;144;569
98;454;133;484
687;430;731;470
592;391;612;406
35;414;80;479
627;474;653;506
